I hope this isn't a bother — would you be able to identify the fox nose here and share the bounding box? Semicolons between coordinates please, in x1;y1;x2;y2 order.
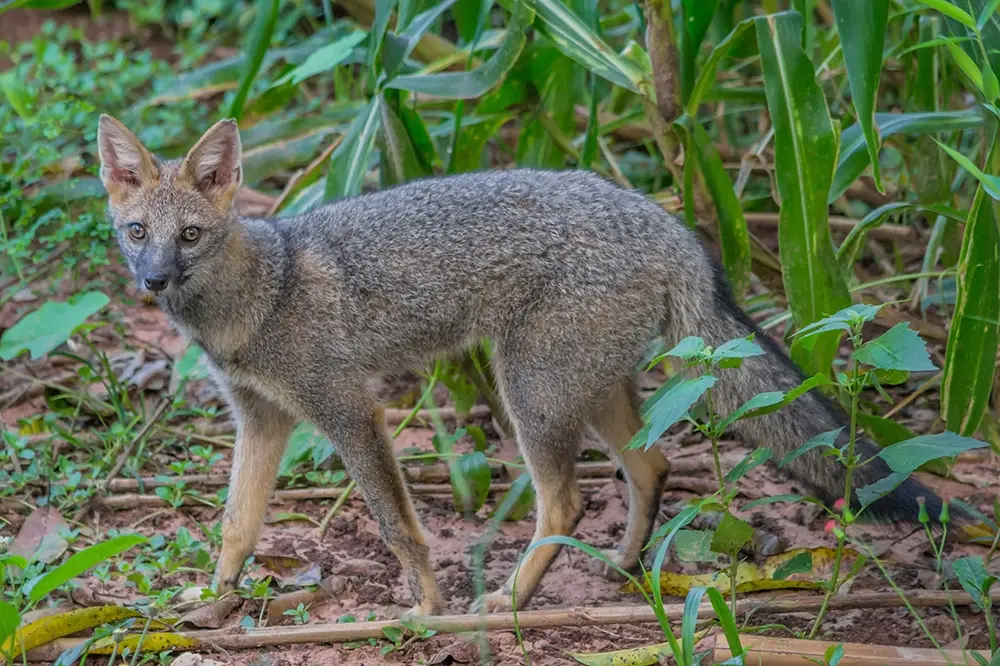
144;274;169;292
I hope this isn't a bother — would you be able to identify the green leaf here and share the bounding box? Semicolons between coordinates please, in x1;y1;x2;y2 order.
663;336;707;361
719;393;786;431
0;602;20;656
952;555;997;610
704;587;744;660
489;472;535;522
230;0;280;121
682;119;752;301
755;11;853;376
325;98;381;201
836;203;922;270
391;0;462;69
779;428;843;468
772;550;812;580
450;451;491;514
935;138;1000;200
710;512;754;555
724;447;772;483
681;586;706;666
680;0;721;102
795;303;882;339
831;0;888;193
517;0;646;92
674;530;717;563
856;433;988;508
0;71;34;119
26;535;147;603
387;0;533;98
0;292;109;361
710;337;764;364
946;40;985;91
377;94;431;187
978;0;1000;30
272;31;367;87
853;323;937;372
175;344;211;383
630;376;717;450
735;373;832;422
451;113;514;173
916;0;976;28
686;17;755;115
942;135;1000;436
740;494;807;511
829;109;983;203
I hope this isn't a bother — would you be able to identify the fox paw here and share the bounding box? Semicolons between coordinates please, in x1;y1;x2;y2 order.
400;597;443;621
470;591;514;614
588;549;636;582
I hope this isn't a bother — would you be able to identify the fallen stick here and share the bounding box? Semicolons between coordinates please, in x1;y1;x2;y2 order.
712;634;990;666
95;458;709;492
23;591;998;660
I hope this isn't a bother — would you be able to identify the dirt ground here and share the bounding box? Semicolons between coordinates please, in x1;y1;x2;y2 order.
2;254;999;665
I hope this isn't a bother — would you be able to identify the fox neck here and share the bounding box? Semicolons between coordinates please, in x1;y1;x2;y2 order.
161;221;280;362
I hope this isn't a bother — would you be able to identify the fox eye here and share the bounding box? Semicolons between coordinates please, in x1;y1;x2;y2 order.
181;226;201;243
127;223;145;240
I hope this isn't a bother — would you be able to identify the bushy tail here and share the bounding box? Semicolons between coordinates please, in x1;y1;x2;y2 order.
667;261;943;524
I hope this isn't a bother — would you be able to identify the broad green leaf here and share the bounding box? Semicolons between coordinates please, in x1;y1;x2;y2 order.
230;0;280;120
26;535;147;603
795;303;882;339
0;292;109;361
854;413;948;478
454;0;495;43
663;336;707;361
916;0;976;28
720;393;785;431
680;0;721;102
755;11;852;376
630;376;717;450
952;555;997;609
772;550;812;580
727;373;832;425
683;119;752;300
942;134;1000;436
272;31;367;87
0;602;20;657
705;587;744;661
831;0;888;192
451;451;491;514
829;109;983;203
710;512;754;555
856;433;988;508
711;337;764;364
1;606;152;658
674;530;717;562
724;447;772;483
0;0;84;14
325;98;381;200
779;428;843;468
853;322;937;372
387;0;533;98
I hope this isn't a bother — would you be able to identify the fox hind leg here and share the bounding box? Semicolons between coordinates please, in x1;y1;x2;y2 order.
588;381;670;579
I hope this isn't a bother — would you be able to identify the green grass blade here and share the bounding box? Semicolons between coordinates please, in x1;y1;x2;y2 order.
829;109;983;204
386;0;533;98
26;535;146;603
942;133;1000;436
681;586;707;666
755;10;852;375
325;98;381;200
681;118;751;300
831;0;888;193
376;93;432;186
686;17;755;116
229;0;280;121
916;0;976;29
704;587;744;659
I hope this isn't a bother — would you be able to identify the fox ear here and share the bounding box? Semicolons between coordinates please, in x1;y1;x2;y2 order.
97;114;159;204
178;118;243;211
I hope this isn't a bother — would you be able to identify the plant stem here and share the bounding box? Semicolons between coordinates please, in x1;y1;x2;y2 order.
705;387;724;489
808;344;862;639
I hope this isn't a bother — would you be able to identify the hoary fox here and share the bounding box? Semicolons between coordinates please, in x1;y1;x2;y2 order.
96;115;944;616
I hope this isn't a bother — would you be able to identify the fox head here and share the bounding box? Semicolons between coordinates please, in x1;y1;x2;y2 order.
97;115;244;295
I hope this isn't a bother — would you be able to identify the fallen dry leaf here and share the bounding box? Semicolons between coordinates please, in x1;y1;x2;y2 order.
10;506;70;565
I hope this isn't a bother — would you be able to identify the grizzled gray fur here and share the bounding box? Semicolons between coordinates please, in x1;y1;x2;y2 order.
97;115;941;617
